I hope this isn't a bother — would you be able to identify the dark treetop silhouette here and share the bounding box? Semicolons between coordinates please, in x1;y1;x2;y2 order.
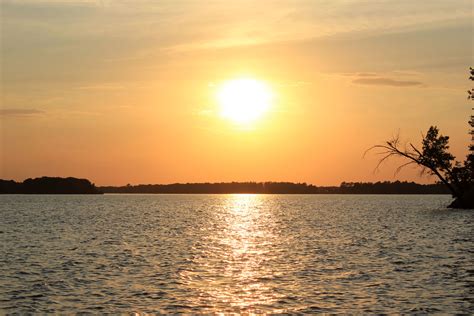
368;68;474;209
0;177;102;194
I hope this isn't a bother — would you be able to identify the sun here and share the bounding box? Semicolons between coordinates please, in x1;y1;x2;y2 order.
216;78;273;124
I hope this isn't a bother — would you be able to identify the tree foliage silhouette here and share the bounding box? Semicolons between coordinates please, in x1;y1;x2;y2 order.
368;68;474;208
368;127;460;197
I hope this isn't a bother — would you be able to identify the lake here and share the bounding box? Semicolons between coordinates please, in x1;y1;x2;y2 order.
0;194;472;313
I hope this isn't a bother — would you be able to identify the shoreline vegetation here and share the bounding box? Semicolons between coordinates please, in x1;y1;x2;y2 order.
0;176;451;195
0;177;102;194
100;181;450;194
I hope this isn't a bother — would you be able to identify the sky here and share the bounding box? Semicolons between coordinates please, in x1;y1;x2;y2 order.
1;0;472;186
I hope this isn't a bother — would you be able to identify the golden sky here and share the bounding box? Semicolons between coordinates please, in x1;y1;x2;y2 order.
1;0;472;185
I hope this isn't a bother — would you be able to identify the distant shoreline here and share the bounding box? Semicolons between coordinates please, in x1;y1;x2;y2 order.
101;181;449;195
0;177;102;194
1;177;451;195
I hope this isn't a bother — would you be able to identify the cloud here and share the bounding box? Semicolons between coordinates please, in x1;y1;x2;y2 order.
0;108;44;117
77;83;124;90
356;72;378;77
4;0;472;54
352;77;423;87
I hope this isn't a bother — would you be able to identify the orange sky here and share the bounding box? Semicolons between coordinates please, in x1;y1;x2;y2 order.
1;0;472;186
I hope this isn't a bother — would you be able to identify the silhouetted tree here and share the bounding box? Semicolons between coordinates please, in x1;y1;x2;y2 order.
450;67;474;195
369;68;474;208
368;127;460;197
468;67;474;101
0;177;102;194
468;67;473;153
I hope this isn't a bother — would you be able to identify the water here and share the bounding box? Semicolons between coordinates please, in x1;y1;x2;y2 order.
0;194;472;313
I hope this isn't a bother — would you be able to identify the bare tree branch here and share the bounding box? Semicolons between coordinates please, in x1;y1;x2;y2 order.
366;130;461;198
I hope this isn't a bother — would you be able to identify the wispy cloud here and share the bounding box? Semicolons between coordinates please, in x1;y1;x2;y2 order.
356;73;378;77
353;77;423;87
76;83;124;90
3;0;471;53
0;108;44;117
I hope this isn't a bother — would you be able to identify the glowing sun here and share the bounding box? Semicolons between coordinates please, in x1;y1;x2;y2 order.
217;78;273;124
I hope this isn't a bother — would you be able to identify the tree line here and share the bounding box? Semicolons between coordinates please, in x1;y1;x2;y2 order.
0;177;101;194
100;181;448;194
0;178;449;194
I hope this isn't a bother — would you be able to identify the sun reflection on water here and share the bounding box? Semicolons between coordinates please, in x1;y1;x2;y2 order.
179;194;283;313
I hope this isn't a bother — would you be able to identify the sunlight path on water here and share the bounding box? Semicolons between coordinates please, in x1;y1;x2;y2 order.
178;195;286;313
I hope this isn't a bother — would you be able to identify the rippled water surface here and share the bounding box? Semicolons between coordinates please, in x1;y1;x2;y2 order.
1;194;473;313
